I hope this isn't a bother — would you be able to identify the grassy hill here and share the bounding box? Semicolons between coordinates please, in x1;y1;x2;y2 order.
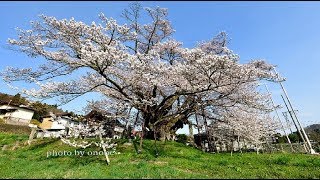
1;130;320;179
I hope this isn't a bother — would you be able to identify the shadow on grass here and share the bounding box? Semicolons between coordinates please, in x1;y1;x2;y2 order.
129;139;167;159
27;138;60;150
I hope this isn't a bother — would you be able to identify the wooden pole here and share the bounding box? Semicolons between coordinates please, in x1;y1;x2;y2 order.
99;131;110;165
28;126;37;145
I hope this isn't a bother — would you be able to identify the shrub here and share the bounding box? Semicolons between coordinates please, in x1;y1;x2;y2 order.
274;156;291;165
218;160;229;166
30;119;41;126
176;134;188;144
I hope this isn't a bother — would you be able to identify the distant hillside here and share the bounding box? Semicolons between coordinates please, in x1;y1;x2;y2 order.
267;123;320;144
305;124;320;132
0;92;76;121
0;92;28;106
305;124;320;142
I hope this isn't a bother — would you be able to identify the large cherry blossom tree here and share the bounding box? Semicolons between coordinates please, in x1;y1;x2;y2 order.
2;3;280;145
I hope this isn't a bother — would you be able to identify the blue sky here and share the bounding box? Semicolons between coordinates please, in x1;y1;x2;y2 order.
0;1;320;134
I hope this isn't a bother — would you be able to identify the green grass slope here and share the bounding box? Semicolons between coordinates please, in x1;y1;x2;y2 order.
0;132;320;179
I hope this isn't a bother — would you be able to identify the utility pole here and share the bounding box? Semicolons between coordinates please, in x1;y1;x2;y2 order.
282;111;297;135
281;95;308;153
263;84;293;152
274;67;315;154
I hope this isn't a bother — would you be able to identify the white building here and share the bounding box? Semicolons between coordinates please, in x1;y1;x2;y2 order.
113;126;125;139
37;113;84;138
0;104;34;126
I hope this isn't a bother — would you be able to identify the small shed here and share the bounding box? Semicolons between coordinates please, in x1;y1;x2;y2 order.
0;103;34;126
